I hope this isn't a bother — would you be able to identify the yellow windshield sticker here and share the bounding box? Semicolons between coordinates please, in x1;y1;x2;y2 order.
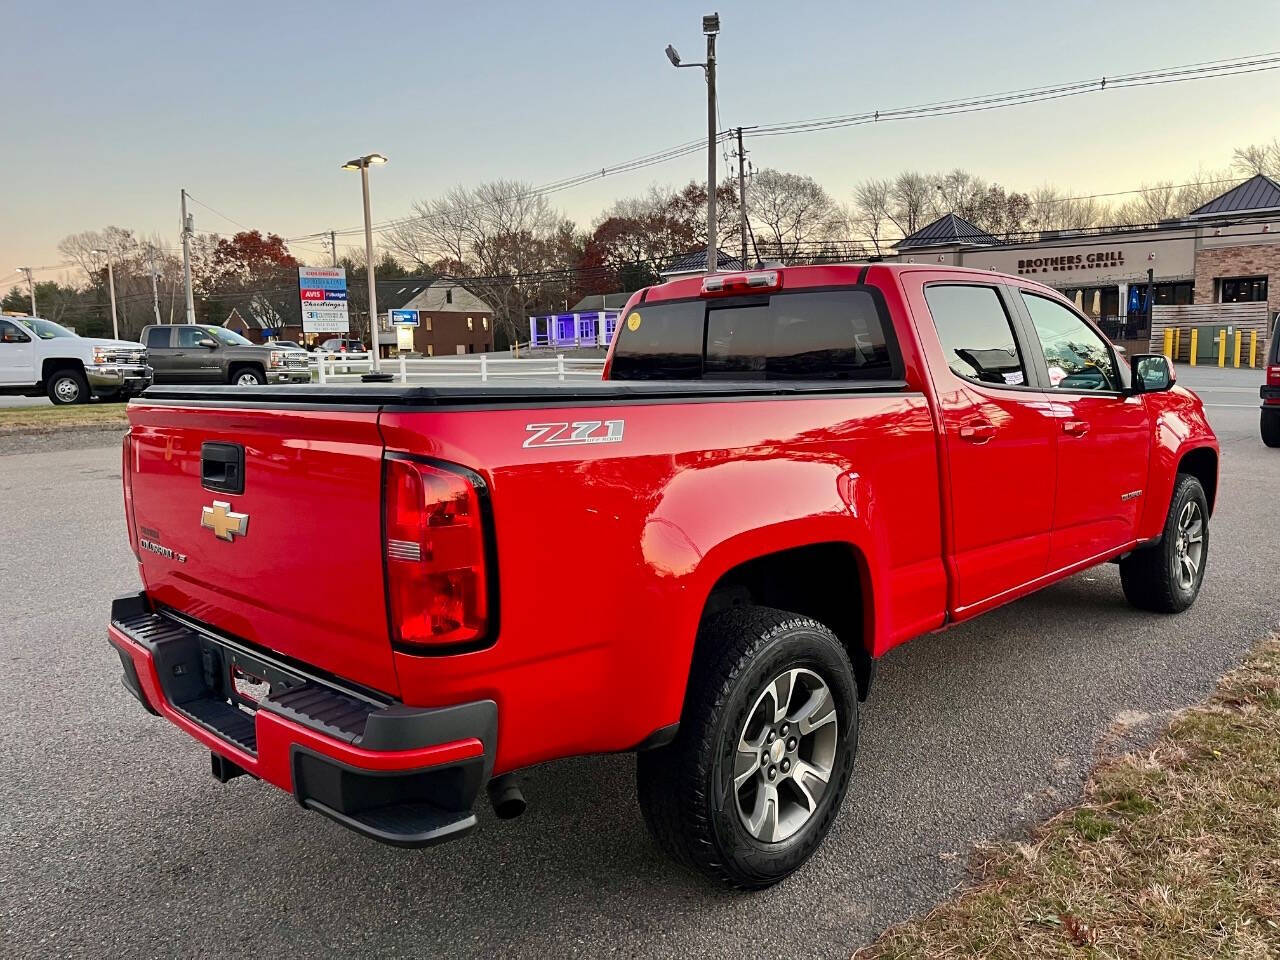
626;312;642;332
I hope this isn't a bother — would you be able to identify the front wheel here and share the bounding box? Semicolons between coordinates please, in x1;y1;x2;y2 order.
1262;408;1280;448
637;606;858;889
230;367;265;386
1119;473;1209;613
47;369;88;405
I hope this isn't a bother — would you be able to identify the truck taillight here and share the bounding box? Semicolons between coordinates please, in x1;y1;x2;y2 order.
1268;365;1280;386
384;456;491;650
122;433;140;561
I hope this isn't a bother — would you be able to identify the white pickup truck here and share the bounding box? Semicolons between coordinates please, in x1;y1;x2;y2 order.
0;315;152;404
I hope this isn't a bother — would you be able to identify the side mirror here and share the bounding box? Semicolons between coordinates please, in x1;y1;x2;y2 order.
198;338;218;349
1130;354;1174;394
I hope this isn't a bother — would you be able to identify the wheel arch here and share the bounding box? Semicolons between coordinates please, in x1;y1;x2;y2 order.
698;541;876;701
227;360;265;382
41;356;85;383
1177;445;1218;516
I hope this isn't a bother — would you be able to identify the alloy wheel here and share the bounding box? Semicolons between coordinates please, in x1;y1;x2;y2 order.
733;667;838;843
1173;499;1204;592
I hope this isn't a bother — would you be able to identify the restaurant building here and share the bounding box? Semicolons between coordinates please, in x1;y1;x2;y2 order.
889;174;1280;355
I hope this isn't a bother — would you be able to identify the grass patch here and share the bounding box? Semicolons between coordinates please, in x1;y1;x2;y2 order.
0;402;129;433
855;636;1280;959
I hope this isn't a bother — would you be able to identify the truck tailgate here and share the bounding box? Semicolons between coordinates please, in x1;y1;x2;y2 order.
125;402;399;696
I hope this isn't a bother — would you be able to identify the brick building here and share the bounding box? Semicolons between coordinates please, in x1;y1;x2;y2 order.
373;279;497;357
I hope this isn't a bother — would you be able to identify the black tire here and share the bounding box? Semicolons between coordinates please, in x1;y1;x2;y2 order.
46;368;88;405
636;606;858;889
1119;474;1209;613
229;366;265;386
1262;408;1280;448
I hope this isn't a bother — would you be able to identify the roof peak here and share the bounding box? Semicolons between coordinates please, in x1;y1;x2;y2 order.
896;212;999;250
1189;173;1280;218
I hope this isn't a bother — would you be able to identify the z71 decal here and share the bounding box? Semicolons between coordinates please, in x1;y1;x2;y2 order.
523;420;625;449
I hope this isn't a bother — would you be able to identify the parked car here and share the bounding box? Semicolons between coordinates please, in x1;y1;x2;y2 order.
108;263;1218;888
141;324;311;386
1261;319;1280;447
317;337;366;353
265;339;307;353
0;315;151;404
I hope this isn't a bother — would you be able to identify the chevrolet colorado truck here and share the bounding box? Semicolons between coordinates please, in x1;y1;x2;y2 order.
140;323;312;386
0;315;151;404
108;263;1218;888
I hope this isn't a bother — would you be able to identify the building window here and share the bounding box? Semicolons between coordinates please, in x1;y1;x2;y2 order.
467;317;474;330
424;316;432;331
482;317;489;330
426;344;434;356
1219;276;1268;303
446;289;453;304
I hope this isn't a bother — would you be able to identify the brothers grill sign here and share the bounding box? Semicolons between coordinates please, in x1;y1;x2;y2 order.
1017;250;1125;275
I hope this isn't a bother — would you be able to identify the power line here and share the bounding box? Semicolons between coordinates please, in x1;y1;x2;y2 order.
183;192;254;231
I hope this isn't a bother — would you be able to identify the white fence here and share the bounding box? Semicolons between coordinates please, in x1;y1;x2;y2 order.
309;352;606;384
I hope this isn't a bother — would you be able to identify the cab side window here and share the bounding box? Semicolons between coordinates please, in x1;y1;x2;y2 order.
145;327;171;349
924;284;1028;387
1021;293;1119;392
176;327;206;348
0;320;31;344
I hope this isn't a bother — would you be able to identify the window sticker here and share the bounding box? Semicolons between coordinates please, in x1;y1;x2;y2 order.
1003;370;1025;385
1048;365;1067;387
626;312;642;332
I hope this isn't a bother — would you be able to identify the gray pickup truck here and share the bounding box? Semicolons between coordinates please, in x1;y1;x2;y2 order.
140;324;312;386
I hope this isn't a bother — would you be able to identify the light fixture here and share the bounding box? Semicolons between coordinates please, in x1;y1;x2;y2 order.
665;44;681;66
702;12;720;35
341;153;389;171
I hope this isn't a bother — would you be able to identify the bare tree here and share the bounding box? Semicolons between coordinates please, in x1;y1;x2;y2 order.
887;172;934;237
850;178;894;255
1232;139;1280;178
746;168;843;261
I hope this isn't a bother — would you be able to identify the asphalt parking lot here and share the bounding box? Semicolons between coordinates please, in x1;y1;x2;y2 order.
1;366;1276;959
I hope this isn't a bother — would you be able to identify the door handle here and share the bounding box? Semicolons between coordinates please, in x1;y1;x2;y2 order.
958;421;997;443
1062;420;1090;437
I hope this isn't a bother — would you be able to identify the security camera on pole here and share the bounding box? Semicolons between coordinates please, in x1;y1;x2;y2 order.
666;12;721;275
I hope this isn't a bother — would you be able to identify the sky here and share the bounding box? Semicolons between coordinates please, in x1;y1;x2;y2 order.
3;0;1278;287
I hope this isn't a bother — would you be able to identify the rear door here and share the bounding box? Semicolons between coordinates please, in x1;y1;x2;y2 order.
144;326;178;381
905;277;1058;615
126;402;399;694
1013;289;1150;569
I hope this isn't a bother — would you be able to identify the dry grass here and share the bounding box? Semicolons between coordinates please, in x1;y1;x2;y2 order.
855;636;1280;960
0;402;129;433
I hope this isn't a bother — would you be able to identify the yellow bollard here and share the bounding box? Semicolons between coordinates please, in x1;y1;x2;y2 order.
1163;327;1174;360
1218;328;1227;367
1250;331;1258;368
1234;330;1243;368
1173;327;1181;361
1189;328;1198;366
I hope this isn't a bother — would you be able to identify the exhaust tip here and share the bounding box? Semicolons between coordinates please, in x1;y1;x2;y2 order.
487;773;526;819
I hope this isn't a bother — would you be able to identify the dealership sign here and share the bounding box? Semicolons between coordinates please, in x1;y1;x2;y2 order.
1017;250;1125;276
298;266;350;333
388;309;419;327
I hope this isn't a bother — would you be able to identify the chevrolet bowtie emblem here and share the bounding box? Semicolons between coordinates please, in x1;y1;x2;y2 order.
201;500;249;542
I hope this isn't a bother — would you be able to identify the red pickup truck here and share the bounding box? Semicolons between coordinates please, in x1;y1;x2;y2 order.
108;263;1218;888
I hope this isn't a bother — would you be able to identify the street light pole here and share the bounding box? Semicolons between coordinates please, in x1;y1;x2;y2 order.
705;17;718;276
666;12;721;276
342;153;391;381
92;248;119;338
17;267;36;316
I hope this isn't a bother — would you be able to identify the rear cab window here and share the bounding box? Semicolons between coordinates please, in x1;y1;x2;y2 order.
609;289;895;382
923;284;1028;387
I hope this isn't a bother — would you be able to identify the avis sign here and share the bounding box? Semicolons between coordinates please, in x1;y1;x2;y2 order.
298;266;350;333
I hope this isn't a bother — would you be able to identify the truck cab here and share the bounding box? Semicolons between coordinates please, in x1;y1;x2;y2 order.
0;314;151;404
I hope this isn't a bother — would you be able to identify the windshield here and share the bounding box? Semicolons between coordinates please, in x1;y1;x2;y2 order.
18;317;77;340
206;326;252;346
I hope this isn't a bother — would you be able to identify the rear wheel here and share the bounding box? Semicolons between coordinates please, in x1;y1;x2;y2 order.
1119;473;1208;613
230;367;265;386
1262;408;1280;448
46;368;88;405
636;606;858;888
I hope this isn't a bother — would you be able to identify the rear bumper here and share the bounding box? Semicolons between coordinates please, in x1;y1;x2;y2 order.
1261;385;1280;407
107;592;496;848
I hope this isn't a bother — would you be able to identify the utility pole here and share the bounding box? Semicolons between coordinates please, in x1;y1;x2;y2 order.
105;256;119;340
735;126;748;266
148;250;162;325
180;189;196;324
330;230;338;268
705;14;718;275
342;153;390;379
17;267;36;316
